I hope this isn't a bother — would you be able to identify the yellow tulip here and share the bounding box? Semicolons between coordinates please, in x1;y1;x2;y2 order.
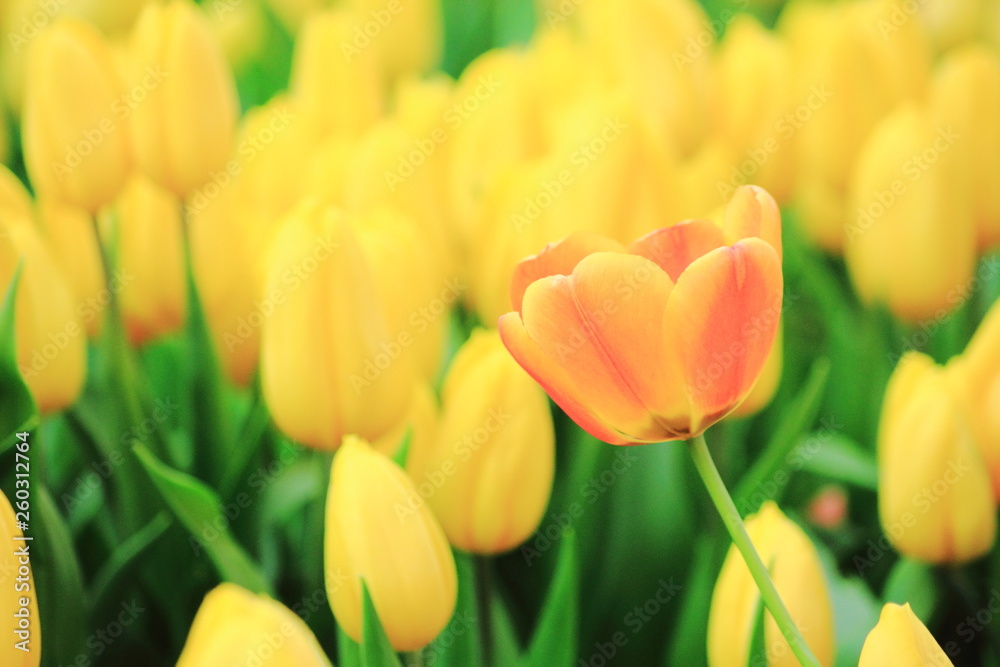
1;489;40;667
108;173;186;346
407;329;554;554
260;200;419;450
920;0;992;53
325;435;457;651
0;216;86;413
859;603;954;667
712;14;796;204
21;18;130;212
35;199;105;337
780;0;931;252
707;502;834;667
878;352;995;563
342;0;442;82
128;0;238;196
289;9;382;142
177;583;330;667
0;165;32;220
930;45;1000;251
947;302;1000;501
845;103;976;322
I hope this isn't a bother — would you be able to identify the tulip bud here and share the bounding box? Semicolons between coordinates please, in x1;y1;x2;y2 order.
707;502;835;667
712;15;796;203
290;9;382;142
22;18;130;212
407;329;555;554
845;103;976;322
0;216;85;413
342;0;442;82
107;173;186;346
879;352;995;563
35;199;104;337
947;301;1000;500
859;603;953;666
260;200;419;450
128;0;238;196
1;489;40;667
930;45;1000;251
325;435;457;651
177;583;330;666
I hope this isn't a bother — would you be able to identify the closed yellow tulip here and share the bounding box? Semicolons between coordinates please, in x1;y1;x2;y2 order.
108;173;186;346
260;200;419;450
35;199;105;337
22;18;130;212
930;46;1000;251
879;352;995;563
1;489;40;667
325;435;457;651
947;301;1000;500
859;603;953;666
845;104;976;322
128;0;238;196
0;216;86;413
289;9;382;142
407;329;554;554
177;584;330;667
342;0;442;82
707;502;835;667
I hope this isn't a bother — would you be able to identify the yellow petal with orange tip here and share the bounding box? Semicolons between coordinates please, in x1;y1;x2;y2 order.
177;584;330;667
859;603;953;667
664;238;783;435
325;436;457;651
721;184;783;259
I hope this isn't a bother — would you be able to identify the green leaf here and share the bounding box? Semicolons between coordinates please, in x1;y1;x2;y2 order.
338;623;362;667
882;559;940;625
0;264;39;452
734;358;832;512
798;434;878;491
663;537;719;666
492;0;535;47
219;385;272;498
426;552;484;667
32;484;88;664
491;591;524;666
391;427;413;469
527;531;579;667
89;512;173;613
361;580;403;667
829;577;881;667
133;443;272;594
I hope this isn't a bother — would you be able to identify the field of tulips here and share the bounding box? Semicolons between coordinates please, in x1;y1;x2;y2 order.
2;0;1000;665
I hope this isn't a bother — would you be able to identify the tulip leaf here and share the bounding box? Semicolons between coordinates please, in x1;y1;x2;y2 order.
882;559;940;625
337;624;362;667
734;357;831;513
88;512;173;614
491;590;525;666
526;531;579;667
360;580;404;667
663;537;719;666
798;434;878;491
133;443;272;595
0;264;39;453
31;484;88;665
391;427;413;469
219;384;273;499
426;551;484;667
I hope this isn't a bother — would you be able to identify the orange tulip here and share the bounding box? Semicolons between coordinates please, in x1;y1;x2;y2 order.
499;185;783;444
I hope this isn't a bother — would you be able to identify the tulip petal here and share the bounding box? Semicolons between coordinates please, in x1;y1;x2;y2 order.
501;252;682;443
722;184;783;259
508;231;625;313
664;238;783;433
628;219;727;282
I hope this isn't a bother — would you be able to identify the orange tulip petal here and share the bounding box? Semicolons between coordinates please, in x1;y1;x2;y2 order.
509;231;625;313
628;219;727;282
721;185;783;259
499;312;634;445
664;238;783;433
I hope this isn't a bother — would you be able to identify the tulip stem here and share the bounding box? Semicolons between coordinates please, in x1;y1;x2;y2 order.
687;433;821;667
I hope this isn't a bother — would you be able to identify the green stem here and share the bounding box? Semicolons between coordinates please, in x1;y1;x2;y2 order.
475;556;495;667
403;650;424;667
687;433;820;667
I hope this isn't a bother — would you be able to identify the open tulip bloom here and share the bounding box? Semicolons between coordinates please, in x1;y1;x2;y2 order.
500;185;821;666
